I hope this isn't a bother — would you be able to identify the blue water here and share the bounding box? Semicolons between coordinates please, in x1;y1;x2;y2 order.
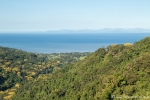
0;33;150;53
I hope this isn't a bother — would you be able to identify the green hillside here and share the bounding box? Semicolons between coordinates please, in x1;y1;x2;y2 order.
0;46;89;100
1;37;150;100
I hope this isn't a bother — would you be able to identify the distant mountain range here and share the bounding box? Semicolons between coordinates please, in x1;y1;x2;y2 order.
45;28;150;33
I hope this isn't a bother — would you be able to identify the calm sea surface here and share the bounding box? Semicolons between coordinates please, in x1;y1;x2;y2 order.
0;33;150;53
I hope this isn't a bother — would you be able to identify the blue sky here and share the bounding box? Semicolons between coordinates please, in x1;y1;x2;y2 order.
0;0;150;32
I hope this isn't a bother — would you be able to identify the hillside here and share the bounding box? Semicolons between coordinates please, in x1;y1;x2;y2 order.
0;47;90;100
9;37;150;100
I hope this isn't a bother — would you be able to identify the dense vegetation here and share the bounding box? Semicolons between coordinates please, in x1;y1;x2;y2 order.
1;37;150;100
0;47;90;100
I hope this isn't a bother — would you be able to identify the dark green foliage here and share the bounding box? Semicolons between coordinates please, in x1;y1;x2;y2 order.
0;67;20;91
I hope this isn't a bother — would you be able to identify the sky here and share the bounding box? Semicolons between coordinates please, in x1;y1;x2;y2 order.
0;0;150;32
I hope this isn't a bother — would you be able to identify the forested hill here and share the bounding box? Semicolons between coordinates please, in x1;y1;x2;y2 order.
0;46;90;100
11;37;150;100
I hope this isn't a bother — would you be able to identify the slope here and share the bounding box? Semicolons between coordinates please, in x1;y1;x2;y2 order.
12;37;150;100
0;46;90;100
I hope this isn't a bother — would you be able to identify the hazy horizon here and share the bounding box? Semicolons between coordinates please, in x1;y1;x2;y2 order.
0;28;150;34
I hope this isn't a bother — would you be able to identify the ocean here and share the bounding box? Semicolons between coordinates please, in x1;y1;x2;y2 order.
0;33;150;53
